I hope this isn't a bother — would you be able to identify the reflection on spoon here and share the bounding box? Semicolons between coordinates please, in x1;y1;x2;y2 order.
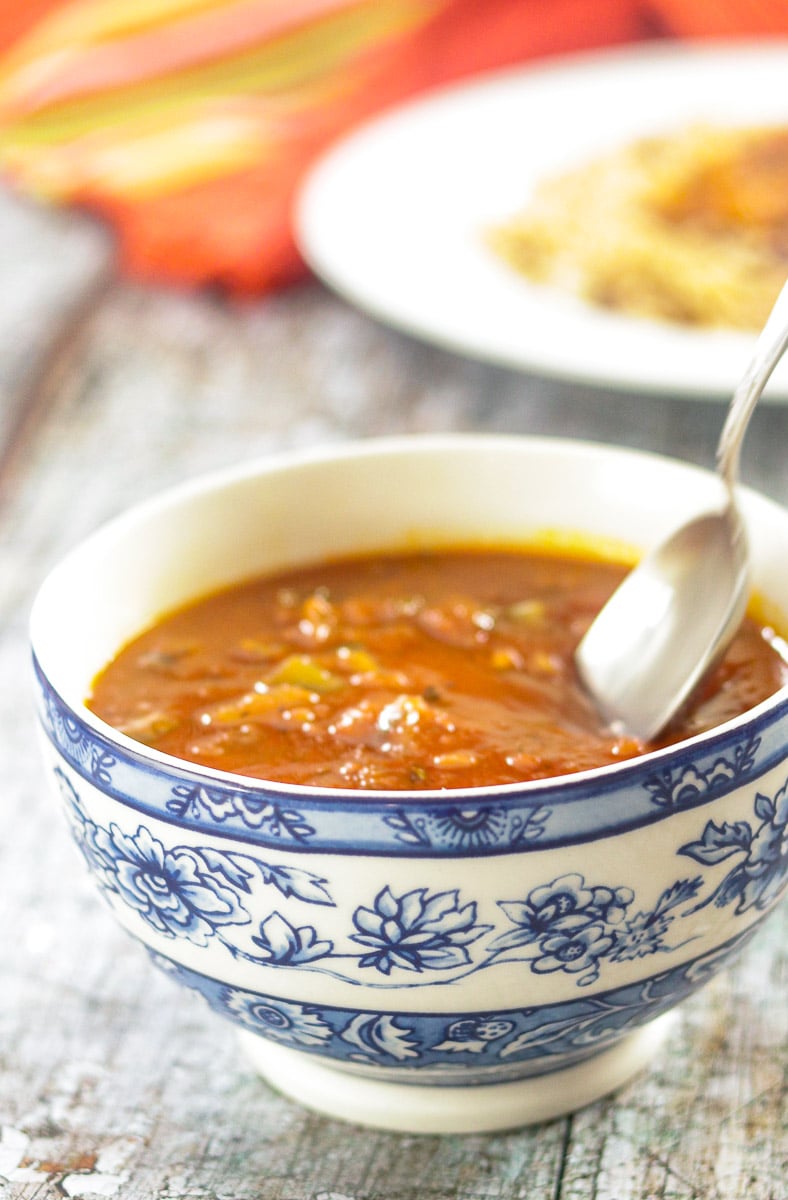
576;277;788;742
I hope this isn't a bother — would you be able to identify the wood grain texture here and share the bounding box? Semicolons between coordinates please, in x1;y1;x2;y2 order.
0;197;785;1200
0;190;111;475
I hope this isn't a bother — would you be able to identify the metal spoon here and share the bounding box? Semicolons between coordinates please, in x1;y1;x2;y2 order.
575;277;788;742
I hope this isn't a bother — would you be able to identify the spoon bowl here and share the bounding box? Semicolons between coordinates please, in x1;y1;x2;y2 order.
575;506;749;740
577;278;788;742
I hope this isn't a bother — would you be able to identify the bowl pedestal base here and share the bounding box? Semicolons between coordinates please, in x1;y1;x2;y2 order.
238;1013;673;1134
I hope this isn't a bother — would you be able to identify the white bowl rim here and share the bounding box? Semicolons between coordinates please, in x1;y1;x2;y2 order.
30;432;788;805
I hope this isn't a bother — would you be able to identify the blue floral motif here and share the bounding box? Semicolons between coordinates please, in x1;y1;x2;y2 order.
496;989;675;1061
433;1017;516;1054
151;925;758;1079
93;823;249;944
644;736;759;808
56;769;334;958
167;783;315;841
340;1014;420;1061
251;912;333;965
223;991;333;1047
609;880;702;962
680;779;788;914
491;873;702;986
249;861;333;906
46;692;116;786
526;921;615;981
55;765;785;992
492;875;631;950
350;887;492;975
384;804;550;850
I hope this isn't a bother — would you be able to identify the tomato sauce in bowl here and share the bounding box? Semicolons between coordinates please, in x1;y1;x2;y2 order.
87;547;788;790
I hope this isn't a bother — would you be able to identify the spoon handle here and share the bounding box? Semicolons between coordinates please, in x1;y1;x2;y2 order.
717;276;788;494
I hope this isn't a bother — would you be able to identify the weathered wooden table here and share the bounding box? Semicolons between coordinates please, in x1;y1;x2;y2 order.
1;191;785;1200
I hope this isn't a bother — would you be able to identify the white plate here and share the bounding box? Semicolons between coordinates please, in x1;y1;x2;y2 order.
296;41;788;399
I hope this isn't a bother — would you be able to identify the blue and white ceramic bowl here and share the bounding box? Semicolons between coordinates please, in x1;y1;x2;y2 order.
30;435;788;1133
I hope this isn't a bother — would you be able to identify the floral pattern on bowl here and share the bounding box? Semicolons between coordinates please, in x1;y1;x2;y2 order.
146;922;758;1085
37;666;788;856
53;756;787;998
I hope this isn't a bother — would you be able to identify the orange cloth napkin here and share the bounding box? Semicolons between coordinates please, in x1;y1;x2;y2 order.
0;0;784;294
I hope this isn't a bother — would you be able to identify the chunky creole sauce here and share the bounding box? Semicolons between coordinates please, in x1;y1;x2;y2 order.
88;548;788;791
